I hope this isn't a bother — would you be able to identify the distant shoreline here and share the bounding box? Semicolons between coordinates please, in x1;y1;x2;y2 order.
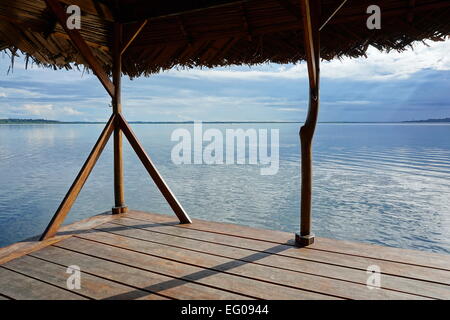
402;117;450;123
1;118;449;125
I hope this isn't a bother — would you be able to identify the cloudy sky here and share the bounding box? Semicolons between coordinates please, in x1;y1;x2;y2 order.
0;39;449;122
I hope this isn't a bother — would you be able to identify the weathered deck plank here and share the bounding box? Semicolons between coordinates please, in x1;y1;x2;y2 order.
111;217;450;285
30;245;248;300
53;237;335;300
98;220;450;299
0;267;86;300
76;227;432;300
127;211;450;270
0;210;449;300
2;255;167;300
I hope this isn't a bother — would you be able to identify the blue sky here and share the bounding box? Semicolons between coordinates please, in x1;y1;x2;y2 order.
0;39;449;122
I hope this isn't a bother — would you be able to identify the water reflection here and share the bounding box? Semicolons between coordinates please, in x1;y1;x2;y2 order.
0;123;449;254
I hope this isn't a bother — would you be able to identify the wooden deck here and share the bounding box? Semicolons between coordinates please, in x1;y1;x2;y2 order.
0;210;449;300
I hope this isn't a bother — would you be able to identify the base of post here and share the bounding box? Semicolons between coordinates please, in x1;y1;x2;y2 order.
295;233;315;247
112;206;128;215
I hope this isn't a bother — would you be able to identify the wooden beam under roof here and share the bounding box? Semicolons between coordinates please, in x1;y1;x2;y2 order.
121;20;148;55
45;0;115;97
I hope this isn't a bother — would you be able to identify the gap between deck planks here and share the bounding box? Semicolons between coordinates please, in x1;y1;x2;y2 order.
0;210;448;300
127;211;450;271
95;219;450;299
74;223;440;299
49;238;334;300
108;217;450;285
1;255;170;300
0;267;85;300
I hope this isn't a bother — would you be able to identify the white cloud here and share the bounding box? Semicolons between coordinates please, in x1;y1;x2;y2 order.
166;66;302;81
122;91;307;121
324;100;372;106
321;40;450;80
61;106;83;115
0;86;99;100
278;108;301;112
14;104;83;118
165;40;450;82
0;87;41;97
22;104;53;116
125;94;303;110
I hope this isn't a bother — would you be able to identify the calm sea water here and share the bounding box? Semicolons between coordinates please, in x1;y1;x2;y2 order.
0;123;449;253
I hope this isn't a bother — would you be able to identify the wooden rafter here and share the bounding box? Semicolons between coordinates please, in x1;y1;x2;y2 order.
121;20;148;55
45;0;115;98
319;0;348;31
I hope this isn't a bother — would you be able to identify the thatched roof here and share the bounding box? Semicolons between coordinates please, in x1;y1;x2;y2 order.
1;0;449;77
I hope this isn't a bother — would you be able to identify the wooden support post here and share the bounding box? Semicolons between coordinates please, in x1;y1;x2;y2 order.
296;0;321;247
40;115;116;240
39;1;191;239
112;23;128;215
117;114;192;224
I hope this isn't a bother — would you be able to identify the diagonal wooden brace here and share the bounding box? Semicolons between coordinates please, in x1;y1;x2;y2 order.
45;0;115;98
117;114;192;224
40;114;116;240
121;20;148;55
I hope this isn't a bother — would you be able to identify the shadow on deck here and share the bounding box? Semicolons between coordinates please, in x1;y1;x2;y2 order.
0;210;449;300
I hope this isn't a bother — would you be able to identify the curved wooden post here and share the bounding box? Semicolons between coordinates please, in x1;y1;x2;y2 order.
112;23;128;214
296;0;321;247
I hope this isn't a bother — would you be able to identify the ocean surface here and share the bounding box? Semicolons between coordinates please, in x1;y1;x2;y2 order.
0;123;449;254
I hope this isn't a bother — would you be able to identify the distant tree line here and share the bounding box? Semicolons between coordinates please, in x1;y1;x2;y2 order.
0;119;61;124
404;118;450;123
